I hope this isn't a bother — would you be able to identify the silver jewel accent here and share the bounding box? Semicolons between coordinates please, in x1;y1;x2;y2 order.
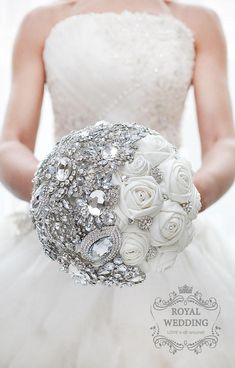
128;218;135;225
146;246;159;261
137;216;153;231
80;226;121;267
102;144;119;160
150;166;163;184
181;200;193;214
56;157;71;181
88;190;105;216
89;237;113;262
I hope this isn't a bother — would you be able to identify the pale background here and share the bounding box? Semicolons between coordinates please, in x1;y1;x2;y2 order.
0;0;235;239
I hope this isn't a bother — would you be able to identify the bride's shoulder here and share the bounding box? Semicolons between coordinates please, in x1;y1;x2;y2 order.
15;1;78;49
172;2;224;47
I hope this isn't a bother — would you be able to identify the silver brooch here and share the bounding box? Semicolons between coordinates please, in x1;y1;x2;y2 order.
30;121;153;287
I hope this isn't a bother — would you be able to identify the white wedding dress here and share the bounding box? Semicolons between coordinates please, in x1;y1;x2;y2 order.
1;10;235;367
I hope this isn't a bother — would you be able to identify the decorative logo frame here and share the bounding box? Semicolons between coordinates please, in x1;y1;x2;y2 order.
150;285;221;354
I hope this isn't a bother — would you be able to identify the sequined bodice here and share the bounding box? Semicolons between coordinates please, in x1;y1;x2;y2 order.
43;10;195;147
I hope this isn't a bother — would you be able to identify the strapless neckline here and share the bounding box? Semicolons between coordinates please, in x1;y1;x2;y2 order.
43;10;195;55
43;8;195;147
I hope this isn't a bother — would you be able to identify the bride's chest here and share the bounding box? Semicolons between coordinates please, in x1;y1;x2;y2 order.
43;13;195;93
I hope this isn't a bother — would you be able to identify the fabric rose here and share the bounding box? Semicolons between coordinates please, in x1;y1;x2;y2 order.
120;225;150;266
158;157;196;204
135;134;175;166
150;220;194;272
117;176;163;220
119;155;151;177
150;201;194;249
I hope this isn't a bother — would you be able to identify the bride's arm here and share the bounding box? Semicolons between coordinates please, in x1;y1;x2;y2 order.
191;8;235;211
0;9;49;202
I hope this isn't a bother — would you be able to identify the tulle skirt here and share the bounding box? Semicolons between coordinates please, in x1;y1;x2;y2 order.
0;208;235;368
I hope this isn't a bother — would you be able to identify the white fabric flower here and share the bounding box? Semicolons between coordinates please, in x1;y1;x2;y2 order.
150;201;193;248
158;157;195;204
153;221;194;272
136;134;174;166
120;225;150;266
119;155;151;177
118;176;163;220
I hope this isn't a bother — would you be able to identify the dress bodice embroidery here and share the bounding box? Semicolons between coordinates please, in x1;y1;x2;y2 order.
43;10;195;147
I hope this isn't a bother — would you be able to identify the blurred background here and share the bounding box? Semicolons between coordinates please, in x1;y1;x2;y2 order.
0;0;235;239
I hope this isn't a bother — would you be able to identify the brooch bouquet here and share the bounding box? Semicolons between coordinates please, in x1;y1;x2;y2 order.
30;121;201;287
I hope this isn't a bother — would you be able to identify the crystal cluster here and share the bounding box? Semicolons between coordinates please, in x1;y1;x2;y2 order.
30;121;154;287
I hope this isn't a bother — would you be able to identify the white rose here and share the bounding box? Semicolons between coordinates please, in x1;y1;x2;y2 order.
119;155;151;177
141;215;194;273
158;157;195;204
136;134;174;166
118;176;163;220
153;221;194;272
120;225;150;266
150;201;193;248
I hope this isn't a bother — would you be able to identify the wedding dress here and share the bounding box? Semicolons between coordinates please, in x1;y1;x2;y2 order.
0;10;235;367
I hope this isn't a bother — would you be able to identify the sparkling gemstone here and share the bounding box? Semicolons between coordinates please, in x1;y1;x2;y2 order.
31;184;45;219
95;120;112;127
104;262;115;271
138;216;153;230
76;176;85;186
61;215;68;222
89;236;113;262
102;212;116;226
130;274;145;283
113;256;123;265
56;157;71;181
62;199;70;209
102;144;118;160
80;130;89;138
101;172;113;188
69;265;91;285
150;166;163;184
103;172;112;183
97;269;110;276
146;246;159;261
88;190;105;216
76;198;87;207
84;147;97;157
118;265;127;273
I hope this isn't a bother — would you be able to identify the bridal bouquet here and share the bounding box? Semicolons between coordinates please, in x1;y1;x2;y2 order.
30;121;201;287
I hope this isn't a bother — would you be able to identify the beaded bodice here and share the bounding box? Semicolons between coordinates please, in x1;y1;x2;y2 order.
43;10;195;147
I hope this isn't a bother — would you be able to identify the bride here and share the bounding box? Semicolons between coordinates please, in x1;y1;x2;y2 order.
0;0;235;366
